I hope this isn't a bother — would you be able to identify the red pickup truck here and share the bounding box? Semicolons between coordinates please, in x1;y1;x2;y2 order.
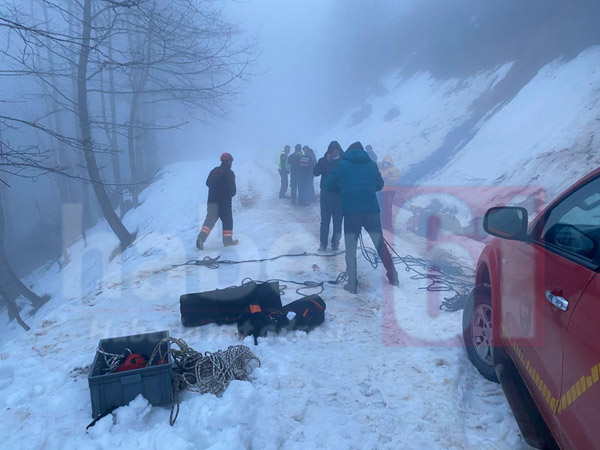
462;168;600;449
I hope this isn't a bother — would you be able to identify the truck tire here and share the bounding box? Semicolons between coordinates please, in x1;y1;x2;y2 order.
462;287;498;383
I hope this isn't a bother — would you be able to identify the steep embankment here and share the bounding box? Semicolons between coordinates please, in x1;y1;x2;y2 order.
425;46;600;198
320;46;600;214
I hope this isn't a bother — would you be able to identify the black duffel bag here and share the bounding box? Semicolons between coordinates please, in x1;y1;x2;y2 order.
180;281;282;327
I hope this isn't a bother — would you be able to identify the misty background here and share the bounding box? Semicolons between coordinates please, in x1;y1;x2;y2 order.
1;0;600;320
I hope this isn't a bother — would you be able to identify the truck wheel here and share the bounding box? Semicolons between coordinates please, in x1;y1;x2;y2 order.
462;287;498;383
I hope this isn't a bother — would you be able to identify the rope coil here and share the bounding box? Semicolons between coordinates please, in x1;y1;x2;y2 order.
146;337;261;425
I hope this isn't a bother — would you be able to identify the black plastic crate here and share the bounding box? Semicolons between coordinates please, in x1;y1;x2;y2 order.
88;330;173;418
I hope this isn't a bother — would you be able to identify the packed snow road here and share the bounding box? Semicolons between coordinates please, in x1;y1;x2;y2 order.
0;161;527;449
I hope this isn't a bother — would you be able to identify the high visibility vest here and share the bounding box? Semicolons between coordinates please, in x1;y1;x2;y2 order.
279;152;291;171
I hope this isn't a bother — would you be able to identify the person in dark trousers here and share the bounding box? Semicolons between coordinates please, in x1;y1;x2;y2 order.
278;145;291;198
378;154;401;230
288;144;302;205
323;141;399;294
313;141;344;252
306;147;317;202
365;144;378;162
297;145;315;206
196;153;238;250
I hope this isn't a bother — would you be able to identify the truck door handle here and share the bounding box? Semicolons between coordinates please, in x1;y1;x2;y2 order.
545;290;569;312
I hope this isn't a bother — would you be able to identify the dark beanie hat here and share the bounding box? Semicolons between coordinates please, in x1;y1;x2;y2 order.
327;140;343;155
346;141;364;152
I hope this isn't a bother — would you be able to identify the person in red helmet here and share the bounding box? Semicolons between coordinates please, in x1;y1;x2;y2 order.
196;153;238;249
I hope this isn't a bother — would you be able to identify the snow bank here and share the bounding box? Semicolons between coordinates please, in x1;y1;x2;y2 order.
427;46;600;201
316;63;513;164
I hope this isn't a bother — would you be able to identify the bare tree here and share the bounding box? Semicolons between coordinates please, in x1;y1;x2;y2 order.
0;136;51;330
76;0;137;249
0;0;256;326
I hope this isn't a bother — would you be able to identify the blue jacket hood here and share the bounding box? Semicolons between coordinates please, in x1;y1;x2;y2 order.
344;148;371;163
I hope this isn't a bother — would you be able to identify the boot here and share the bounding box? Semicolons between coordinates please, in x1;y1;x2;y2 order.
318;245;327;252
344;279;358;294
224;239;239;247
196;228;210;250
387;271;399;287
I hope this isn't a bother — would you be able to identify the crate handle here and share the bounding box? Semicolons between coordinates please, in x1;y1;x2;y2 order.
120;374;142;385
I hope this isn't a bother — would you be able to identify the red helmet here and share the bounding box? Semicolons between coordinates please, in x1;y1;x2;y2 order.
220;152;233;162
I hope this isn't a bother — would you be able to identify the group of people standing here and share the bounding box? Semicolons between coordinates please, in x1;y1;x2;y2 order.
195;144;401;294
278;141;401;294
278;144;318;206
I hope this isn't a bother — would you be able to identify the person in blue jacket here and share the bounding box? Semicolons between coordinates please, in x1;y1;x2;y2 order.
323;141;399;293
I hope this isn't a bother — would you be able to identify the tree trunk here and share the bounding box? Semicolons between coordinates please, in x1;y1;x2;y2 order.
66;0;88;246
108;57;124;212
0;291;30;331
127;91;140;206
0;193;49;307
99;66;124;212
77;0;135;250
0;191;49;330
126;4;156;204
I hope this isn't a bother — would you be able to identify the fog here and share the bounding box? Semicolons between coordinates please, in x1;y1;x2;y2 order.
169;0;425;160
1;0;600;314
178;0;600;159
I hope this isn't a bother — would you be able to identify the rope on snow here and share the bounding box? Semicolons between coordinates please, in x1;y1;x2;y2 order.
146;337;261;426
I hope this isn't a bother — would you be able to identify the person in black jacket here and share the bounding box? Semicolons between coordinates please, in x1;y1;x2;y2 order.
306;147;317;202
288;144;302;205
196;153;238;250
365;144;378;162
313;141;344;251
297;145;315;206
278;145;291;198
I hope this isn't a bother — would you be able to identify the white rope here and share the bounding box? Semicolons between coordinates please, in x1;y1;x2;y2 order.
96;347;132;373
146;337;261;425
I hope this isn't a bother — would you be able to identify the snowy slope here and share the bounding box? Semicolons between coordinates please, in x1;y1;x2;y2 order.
321;46;600;215
316;63;513;166
426;46;600;201
0;160;526;450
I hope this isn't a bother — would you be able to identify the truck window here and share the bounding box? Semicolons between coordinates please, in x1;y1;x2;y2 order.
539;176;600;263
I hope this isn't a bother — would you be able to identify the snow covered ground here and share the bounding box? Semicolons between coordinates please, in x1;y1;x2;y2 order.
0;160;527;449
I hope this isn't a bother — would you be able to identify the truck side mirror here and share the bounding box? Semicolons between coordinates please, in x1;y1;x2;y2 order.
483;206;528;241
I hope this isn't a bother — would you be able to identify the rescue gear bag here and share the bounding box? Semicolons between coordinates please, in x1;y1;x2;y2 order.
237;305;290;345
283;294;326;331
237;294;327;344
180;281;282;327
